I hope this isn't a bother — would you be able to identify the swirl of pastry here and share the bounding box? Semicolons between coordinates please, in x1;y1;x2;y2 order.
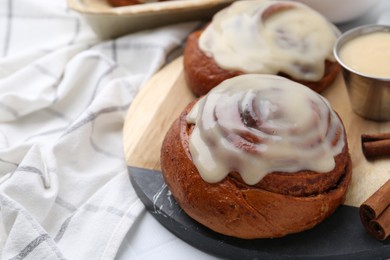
183;0;340;96
187;74;344;186
160;75;351;238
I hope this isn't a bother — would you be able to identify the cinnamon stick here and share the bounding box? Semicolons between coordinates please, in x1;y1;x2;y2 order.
359;179;390;241
361;132;390;158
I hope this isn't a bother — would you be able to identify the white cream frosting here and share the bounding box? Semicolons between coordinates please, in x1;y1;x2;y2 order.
187;75;345;185
198;0;338;81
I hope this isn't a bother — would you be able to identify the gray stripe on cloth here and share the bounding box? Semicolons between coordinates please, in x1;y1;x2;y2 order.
44;108;71;121
54;215;74;242
84;53;115;67
89;133;122;159
34;64;60;80
119;80;139;98
1;7;81;57
53;201;128;243
62;104;129;136
15;166;50;189
88;103;131;158
0;195;65;259
24;126;68;142
84;204;125;217
16;166;43;178
55;197;77;212
88;63;118;105
105;206;126;217
55;196;125;217
33;64;64;104
8;234;50;260
33;65;61;104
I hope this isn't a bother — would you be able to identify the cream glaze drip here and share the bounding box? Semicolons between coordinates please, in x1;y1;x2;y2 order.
186;75;345;185
198;0;338;81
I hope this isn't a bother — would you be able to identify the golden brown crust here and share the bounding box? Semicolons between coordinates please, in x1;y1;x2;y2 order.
160;101;352;239
183;31;243;97
107;0;167;7
107;0;142;6
183;29;340;96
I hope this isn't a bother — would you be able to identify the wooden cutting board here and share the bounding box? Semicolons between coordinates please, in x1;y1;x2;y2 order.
123;56;390;207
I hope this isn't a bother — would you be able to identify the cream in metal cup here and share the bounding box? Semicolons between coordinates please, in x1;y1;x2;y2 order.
334;24;390;121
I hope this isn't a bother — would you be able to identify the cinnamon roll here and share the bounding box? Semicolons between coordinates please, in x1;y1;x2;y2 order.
183;0;340;96
160;75;351;239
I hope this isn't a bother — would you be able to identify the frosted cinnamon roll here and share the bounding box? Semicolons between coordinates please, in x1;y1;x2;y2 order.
183;0;340;96
161;75;351;239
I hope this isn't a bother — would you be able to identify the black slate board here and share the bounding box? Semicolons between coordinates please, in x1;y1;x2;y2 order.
128;166;390;260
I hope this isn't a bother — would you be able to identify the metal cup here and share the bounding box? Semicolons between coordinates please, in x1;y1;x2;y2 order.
334;24;390;121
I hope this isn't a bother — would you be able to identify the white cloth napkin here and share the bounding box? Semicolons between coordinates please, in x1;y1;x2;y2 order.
0;0;197;259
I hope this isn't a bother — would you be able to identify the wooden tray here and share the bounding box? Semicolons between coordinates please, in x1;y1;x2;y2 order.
123;56;390;207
